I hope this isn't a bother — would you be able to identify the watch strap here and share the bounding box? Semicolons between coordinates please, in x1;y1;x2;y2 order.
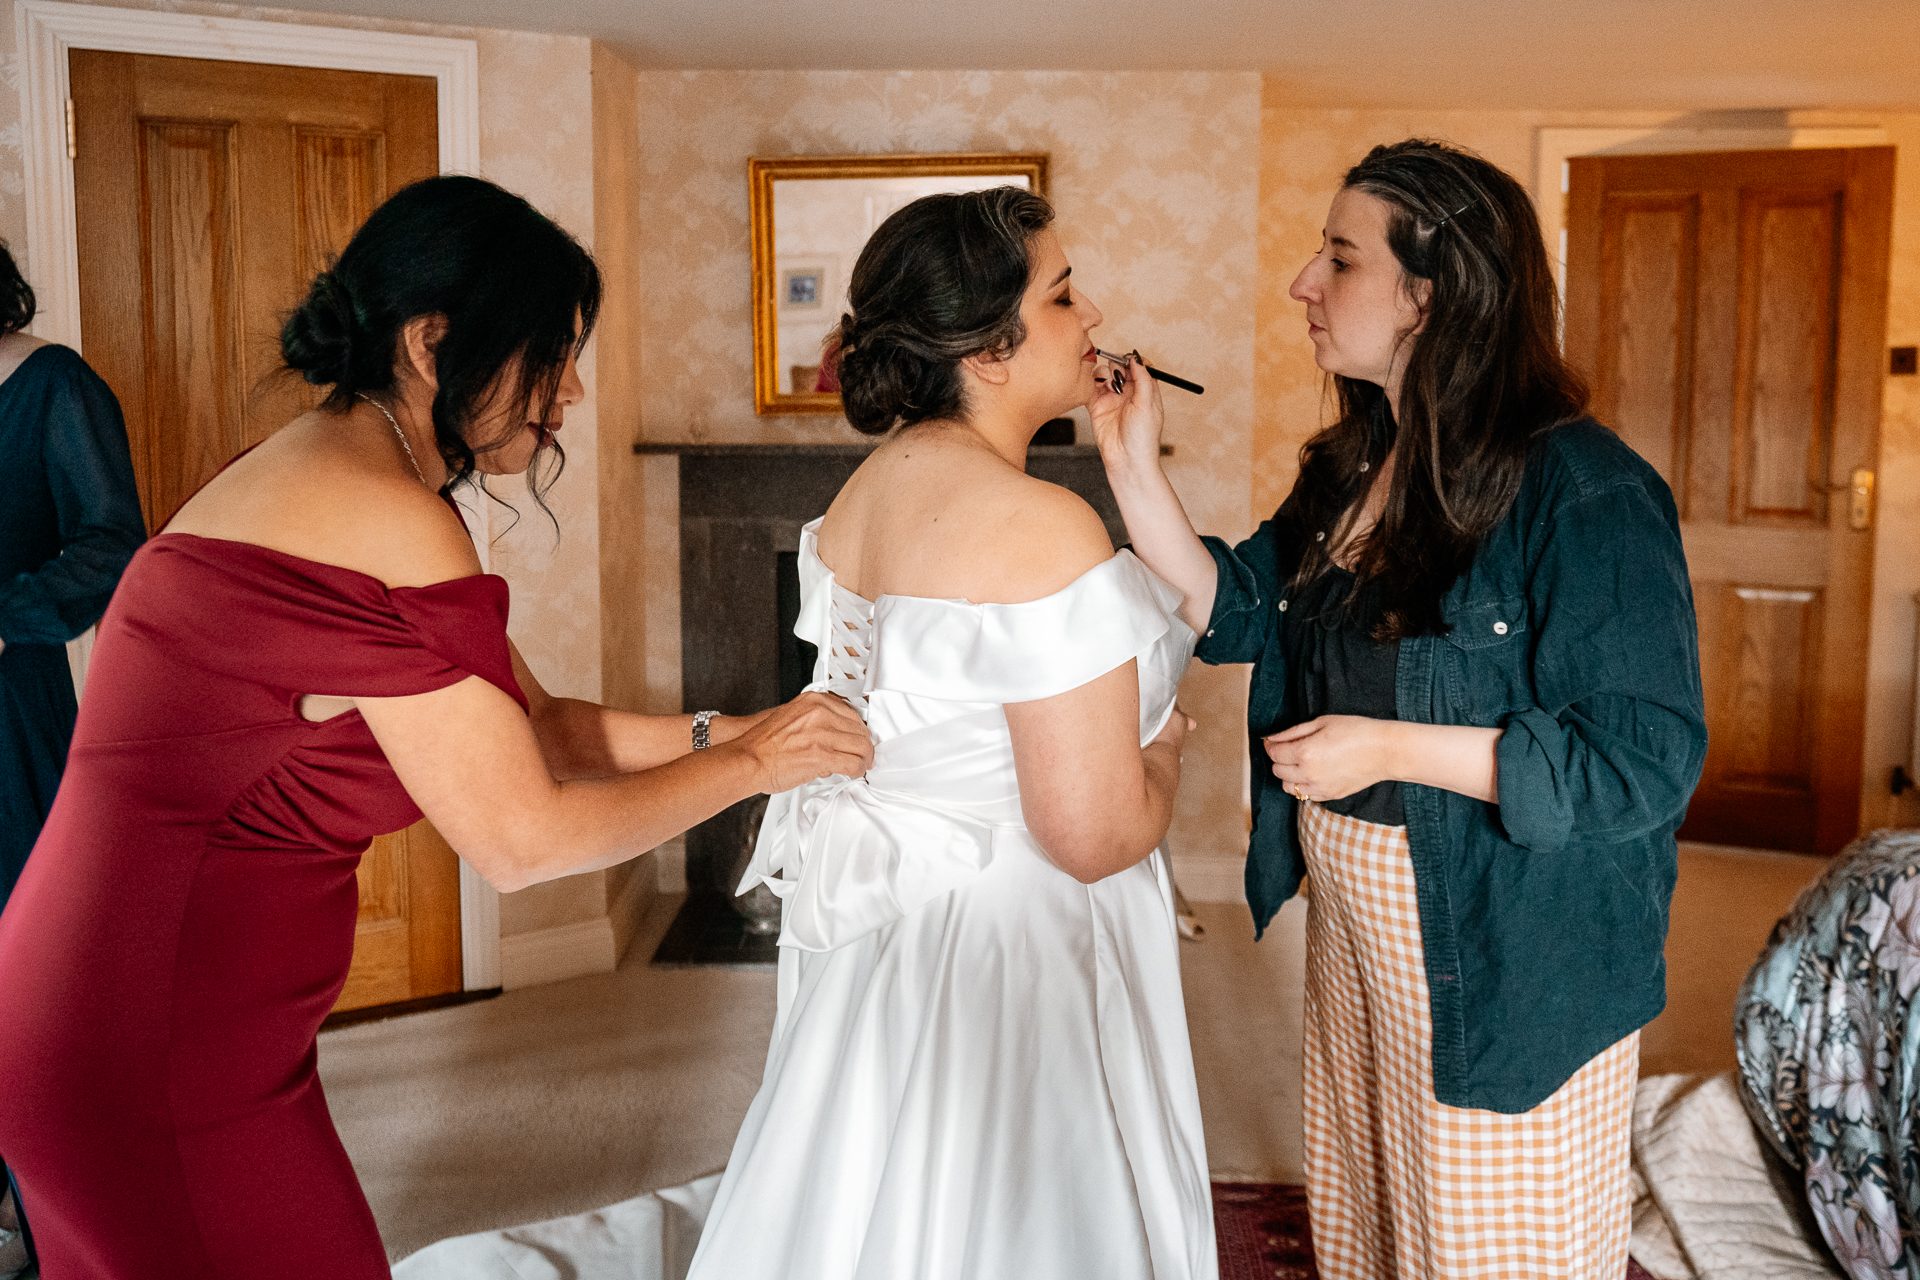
692;709;718;751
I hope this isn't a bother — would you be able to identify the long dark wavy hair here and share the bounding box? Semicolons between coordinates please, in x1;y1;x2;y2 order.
1283;139;1588;638
834;186;1054;436
280;175;601;512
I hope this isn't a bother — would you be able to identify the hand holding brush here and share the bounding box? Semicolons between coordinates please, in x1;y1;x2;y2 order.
1096;349;1204;396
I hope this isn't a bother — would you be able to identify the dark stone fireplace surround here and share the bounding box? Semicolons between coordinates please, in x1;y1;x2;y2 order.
633;441;1128;896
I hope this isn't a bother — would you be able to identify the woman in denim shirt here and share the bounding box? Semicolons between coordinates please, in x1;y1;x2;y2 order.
1091;140;1706;1276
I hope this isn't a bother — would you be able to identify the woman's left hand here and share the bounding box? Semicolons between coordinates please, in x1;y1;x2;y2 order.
1264;715;1397;802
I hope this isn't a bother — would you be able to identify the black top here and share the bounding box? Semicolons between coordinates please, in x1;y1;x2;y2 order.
0;344;145;647
1284;567;1403;825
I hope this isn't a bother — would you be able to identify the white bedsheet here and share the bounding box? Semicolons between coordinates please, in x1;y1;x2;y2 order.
391;1175;719;1280
1629;1073;1839;1280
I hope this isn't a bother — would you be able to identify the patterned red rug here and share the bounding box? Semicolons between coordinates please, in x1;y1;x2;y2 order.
1211;1182;1658;1280
1212;1183;1318;1279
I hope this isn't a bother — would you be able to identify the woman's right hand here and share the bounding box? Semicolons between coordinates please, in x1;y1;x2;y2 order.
1083;350;1219;633
1086;351;1167;480
726;691;874;793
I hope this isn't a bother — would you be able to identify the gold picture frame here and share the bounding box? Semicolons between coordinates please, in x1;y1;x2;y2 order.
749;153;1050;416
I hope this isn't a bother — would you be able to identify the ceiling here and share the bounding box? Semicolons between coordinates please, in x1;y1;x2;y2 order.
255;0;1919;111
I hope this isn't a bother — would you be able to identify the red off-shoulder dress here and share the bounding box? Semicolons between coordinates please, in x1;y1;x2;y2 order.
0;530;524;1278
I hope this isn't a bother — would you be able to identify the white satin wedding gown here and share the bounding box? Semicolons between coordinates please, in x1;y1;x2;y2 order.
684;518;1216;1280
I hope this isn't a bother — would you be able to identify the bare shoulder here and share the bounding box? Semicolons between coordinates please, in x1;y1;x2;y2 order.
967;475;1115;604
166;411;482;589
819;434;1116;605
319;475;482;589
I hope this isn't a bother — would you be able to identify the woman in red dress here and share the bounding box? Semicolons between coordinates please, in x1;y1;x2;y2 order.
0;175;871;1279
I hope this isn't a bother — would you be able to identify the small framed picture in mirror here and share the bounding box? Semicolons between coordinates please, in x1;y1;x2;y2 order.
749;153;1049;414
781;263;829;311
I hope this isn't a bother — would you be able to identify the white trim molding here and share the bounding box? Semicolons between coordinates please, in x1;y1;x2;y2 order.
459;863;502;991
15;0;496;989
16;0;480;352
499;916;618;992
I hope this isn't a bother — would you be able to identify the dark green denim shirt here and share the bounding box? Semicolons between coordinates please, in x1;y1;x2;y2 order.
1197;420;1706;1113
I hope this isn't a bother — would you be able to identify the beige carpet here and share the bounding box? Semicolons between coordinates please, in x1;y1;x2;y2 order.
317;892;1307;1263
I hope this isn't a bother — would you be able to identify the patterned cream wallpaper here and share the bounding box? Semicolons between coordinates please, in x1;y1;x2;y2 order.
632;70;1264;883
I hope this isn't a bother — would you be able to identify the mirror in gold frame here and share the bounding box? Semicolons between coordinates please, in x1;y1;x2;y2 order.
750;153;1050;416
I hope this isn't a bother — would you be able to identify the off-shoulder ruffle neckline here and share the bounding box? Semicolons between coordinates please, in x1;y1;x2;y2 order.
148;531;504;597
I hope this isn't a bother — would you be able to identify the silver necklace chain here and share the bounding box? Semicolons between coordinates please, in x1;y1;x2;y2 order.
357;392;430;489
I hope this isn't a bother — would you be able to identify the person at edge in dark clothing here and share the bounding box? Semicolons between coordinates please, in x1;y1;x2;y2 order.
1089;139;1706;1277
0;239;146;1276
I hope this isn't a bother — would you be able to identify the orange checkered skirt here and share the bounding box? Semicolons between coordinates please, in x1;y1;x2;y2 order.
1298;799;1638;1280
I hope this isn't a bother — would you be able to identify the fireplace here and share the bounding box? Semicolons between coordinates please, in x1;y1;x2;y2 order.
635;439;1128;963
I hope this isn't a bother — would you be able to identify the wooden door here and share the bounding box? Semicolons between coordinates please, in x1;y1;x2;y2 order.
70;51;462;1011
1565;147;1895;855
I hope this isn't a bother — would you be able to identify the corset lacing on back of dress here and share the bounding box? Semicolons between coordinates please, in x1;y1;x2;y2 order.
819;582;875;717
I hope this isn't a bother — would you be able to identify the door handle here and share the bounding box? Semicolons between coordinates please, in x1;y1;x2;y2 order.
1850;468;1875;531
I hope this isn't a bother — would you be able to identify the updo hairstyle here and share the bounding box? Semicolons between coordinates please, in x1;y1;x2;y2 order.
834;186;1054;436
281;175;601;496
0;241;36;335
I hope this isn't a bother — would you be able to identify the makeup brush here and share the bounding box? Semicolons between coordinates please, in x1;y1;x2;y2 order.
1096;348;1205;396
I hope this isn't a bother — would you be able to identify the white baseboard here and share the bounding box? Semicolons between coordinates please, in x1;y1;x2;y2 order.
499;917;617;991
654;835;687;894
609;848;661;961
1171;857;1247;904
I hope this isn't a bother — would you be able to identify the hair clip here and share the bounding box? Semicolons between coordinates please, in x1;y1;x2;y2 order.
1433;200;1475;229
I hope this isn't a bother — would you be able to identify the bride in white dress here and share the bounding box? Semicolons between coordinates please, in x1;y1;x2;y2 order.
685;188;1217;1280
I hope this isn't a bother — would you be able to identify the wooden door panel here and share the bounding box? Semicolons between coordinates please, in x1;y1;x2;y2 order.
294;129;388;282
71;51;455;1013
1680;524;1828;588
1685;584;1822;851
138;120;247;532
1734;192;1840;525
1597;194;1697;491
1725;585;1821;790
1567;147;1894;855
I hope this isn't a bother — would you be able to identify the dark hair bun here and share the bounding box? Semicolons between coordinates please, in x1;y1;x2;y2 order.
835;187;1054;436
271;175;601;509
835;314;961;437
281;271;357;387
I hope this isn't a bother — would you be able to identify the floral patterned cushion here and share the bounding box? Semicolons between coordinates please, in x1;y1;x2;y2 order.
1737;829;1920;1280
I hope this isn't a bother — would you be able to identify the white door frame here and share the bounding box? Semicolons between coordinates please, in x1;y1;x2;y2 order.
15;0;501;992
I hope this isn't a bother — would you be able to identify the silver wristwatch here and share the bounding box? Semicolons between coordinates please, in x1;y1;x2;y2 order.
692;709;719;751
